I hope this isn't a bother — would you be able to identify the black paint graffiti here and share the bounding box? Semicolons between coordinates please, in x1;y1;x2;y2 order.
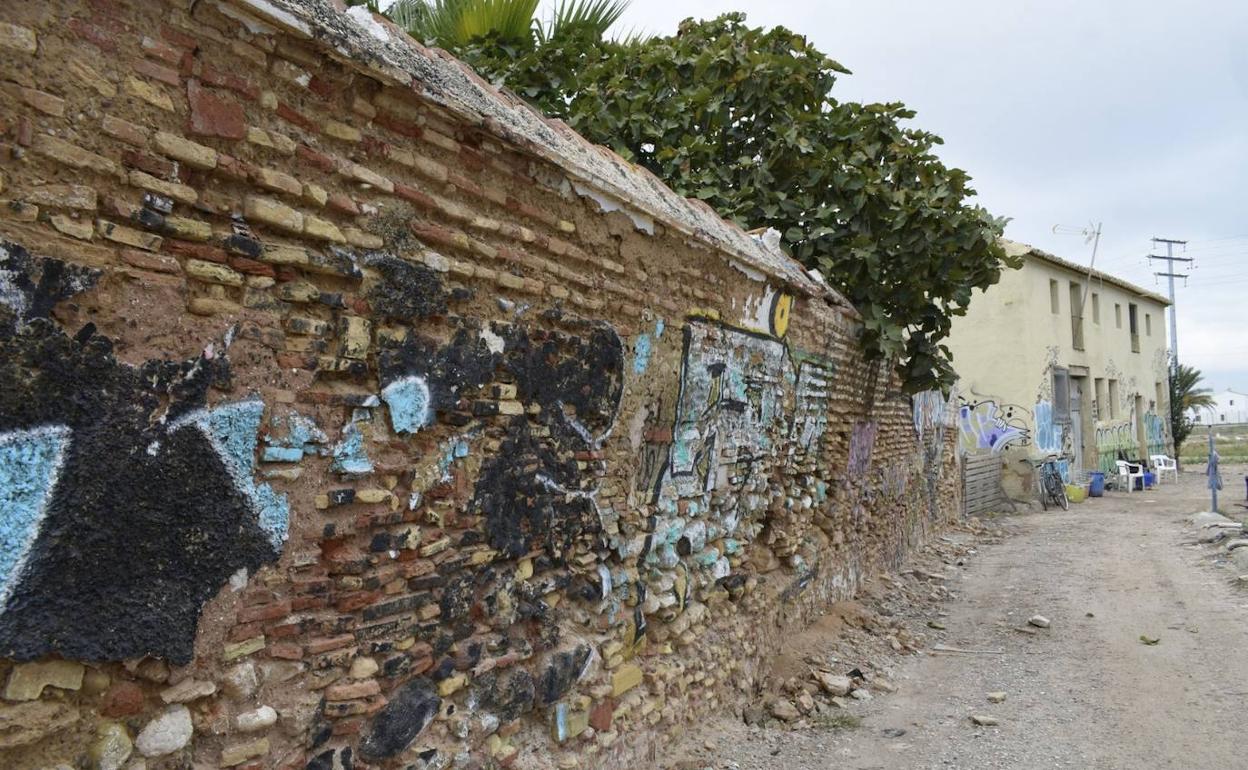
364;253;448;321
0;240;281;664
378;312;624;561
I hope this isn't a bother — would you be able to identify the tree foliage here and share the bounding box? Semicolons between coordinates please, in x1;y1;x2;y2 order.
365;7;1015;390
1170;362;1215;458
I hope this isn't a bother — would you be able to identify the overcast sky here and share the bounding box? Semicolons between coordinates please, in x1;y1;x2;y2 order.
536;0;1248;391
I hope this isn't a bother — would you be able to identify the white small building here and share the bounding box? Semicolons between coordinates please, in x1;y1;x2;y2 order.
1190;388;1248;426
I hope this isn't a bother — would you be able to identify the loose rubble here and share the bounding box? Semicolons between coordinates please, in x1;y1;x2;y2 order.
665;519;1000;767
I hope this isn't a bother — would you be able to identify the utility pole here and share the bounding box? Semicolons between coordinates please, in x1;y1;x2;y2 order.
1148;237;1190;370
1053;222;1102;315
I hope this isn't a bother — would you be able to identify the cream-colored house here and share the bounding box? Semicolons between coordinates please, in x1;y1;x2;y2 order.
946;239;1172;496
1189;388;1248;426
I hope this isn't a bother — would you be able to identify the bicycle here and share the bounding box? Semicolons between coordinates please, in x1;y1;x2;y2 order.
1033;454;1070;511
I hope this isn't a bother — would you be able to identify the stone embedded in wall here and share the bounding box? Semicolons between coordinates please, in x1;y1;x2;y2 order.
357;678;440;760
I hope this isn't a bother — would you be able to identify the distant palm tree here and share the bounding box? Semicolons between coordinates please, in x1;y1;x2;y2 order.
1170;362;1215;461
348;0;631;50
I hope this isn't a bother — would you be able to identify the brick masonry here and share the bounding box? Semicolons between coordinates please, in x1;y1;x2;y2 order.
0;1;962;768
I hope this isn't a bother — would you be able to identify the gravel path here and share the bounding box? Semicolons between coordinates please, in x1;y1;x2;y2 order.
683;465;1248;770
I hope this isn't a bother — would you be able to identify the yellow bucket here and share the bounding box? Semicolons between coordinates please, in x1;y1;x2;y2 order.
1065;484;1087;503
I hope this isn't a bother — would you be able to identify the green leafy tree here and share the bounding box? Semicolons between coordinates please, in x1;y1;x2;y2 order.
1170;363;1215;460
460;15;1013;391
361;7;1014;390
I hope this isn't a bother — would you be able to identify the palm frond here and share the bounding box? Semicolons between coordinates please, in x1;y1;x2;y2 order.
455;0;540;44
384;0;539;47
541;0;631;43
384;0;435;32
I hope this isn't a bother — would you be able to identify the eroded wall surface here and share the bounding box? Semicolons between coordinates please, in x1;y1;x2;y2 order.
0;2;961;768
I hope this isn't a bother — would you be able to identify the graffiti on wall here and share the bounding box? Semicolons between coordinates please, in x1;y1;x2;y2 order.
376;312;626;562
914;389;956;520
627;285;837;587
1095;419;1135;471
1032;400;1064;455
789;356;834;454
1144;411;1167;454
847;421;878;475
662;321;787;501
912;389;949;443
957;398;1031;453
0;240;289;663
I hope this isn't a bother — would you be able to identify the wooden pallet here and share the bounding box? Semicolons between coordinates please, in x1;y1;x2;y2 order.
963;453;1015;516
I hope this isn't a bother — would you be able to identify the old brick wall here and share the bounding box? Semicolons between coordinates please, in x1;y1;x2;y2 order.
0;1;961;768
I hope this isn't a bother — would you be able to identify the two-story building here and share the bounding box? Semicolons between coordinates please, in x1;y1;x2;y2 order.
945;239;1172;497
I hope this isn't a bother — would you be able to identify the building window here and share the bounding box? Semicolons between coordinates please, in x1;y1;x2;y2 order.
1145;313;1152;336
1050;280;1060;314
1053;368;1071;423
1115;303;1122;328
1095;378;1107;419
1092;293;1100;324
1108;379;1119;419
1069;282;1084;350
1128;303;1140;353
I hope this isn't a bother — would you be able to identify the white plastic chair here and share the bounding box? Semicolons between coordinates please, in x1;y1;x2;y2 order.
1151;455;1178;485
1116;460;1144;492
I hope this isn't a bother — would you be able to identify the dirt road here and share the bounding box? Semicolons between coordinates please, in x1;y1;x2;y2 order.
688;466;1248;770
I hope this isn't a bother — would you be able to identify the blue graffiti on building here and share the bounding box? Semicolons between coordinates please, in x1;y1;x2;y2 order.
1033;400;1063;454
958;400;1030;453
1144;412;1166;455
263;412;327;464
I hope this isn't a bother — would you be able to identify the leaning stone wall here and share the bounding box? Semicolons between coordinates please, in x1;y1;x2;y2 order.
0;1;961;768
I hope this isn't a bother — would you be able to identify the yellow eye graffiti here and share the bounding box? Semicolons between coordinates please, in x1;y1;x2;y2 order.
769;292;793;338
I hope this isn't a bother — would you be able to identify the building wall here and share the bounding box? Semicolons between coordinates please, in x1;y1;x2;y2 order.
947;244;1171;495
1190;390;1248;426
0;2;962;768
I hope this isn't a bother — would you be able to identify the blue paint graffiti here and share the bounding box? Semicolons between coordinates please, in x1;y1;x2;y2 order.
0;426;71;611
957;400;1029;453
382;375;432;434
173;401;290;549
633;333;652;375
263;413;326;463
1033;400;1062;454
632;319;665;375
332;420;375;476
